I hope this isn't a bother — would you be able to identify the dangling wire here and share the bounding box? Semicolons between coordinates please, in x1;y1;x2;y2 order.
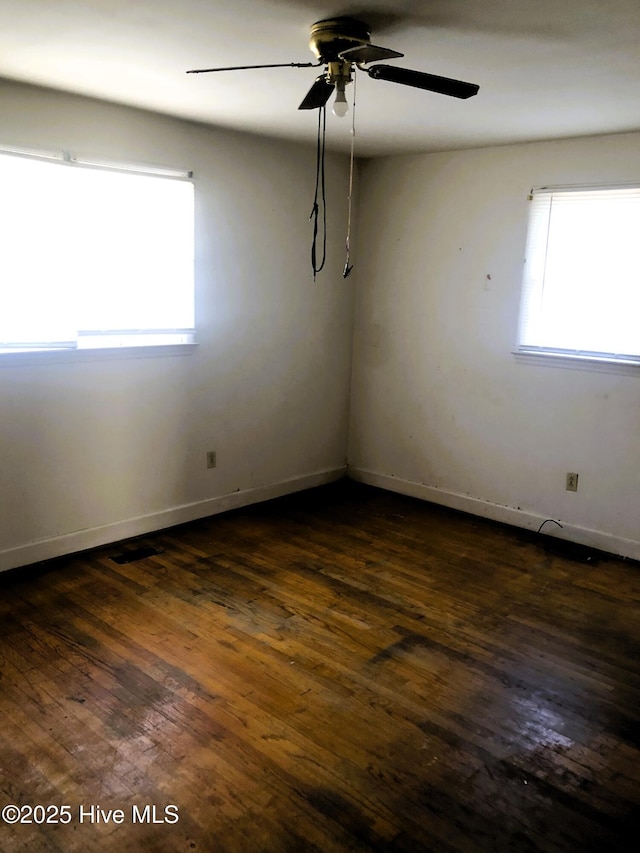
343;70;357;279
310;104;327;280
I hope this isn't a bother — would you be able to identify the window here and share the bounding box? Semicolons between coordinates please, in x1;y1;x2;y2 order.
517;183;640;366
0;149;195;354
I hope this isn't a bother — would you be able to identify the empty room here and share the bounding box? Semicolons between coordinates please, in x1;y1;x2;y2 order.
1;1;639;850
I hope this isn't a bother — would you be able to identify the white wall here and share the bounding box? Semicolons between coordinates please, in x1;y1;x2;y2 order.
349;132;640;560
3;80;638;570
0;80;355;571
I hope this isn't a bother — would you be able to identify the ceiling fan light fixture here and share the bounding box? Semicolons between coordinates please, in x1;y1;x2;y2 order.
332;83;349;117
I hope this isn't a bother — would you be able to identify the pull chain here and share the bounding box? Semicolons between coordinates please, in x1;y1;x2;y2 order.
310;105;327;280
343;71;357;279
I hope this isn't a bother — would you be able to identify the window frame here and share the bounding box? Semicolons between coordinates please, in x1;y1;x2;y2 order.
515;181;640;373
0;146;197;362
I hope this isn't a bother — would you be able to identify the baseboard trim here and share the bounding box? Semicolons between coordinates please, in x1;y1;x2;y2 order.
349;467;640;562
0;467;347;574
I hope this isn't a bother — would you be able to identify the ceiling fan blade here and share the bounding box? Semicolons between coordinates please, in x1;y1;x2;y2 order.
367;64;479;99
339;44;404;64
298;75;335;110
187;61;319;74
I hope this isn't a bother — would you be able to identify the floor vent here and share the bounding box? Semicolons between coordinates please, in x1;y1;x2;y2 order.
110;545;164;565
538;535;599;564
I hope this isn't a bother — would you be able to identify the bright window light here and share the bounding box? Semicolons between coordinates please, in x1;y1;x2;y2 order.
0;151;195;353
517;185;640;365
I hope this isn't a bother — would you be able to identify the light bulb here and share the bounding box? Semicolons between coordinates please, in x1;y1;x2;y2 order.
332;86;349;118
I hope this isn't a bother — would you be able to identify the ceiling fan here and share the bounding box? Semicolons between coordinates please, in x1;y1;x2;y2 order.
187;16;479;117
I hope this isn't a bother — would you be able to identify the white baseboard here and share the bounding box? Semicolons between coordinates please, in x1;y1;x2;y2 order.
349;467;640;562
0;467;346;574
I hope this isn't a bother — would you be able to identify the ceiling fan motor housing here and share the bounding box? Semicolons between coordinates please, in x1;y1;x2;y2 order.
308;18;371;63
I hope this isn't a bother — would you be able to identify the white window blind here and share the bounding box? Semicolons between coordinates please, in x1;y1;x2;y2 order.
517;184;640;365
0;150;195;353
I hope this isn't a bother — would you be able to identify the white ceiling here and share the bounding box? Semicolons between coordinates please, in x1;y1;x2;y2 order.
1;0;639;157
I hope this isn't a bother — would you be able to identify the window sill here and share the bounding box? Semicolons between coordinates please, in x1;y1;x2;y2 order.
0;342;198;367
513;349;640;376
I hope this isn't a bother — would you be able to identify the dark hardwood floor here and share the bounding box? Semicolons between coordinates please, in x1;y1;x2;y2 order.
1;481;639;852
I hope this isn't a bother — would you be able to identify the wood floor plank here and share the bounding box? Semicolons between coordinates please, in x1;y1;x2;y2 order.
1;481;639;851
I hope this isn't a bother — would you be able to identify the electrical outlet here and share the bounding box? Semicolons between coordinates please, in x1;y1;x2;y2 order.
206;451;217;469
566;472;578;492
